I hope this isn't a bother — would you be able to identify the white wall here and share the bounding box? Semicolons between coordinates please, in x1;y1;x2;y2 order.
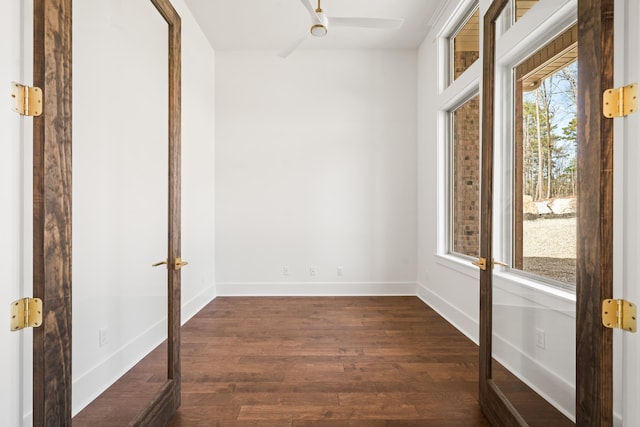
71;0;216;417
215;50;417;295
0;1;29;425
176;0;217;316
618;0;640;423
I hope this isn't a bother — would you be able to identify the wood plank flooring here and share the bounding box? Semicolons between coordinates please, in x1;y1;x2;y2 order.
168;297;489;426
74;296;572;426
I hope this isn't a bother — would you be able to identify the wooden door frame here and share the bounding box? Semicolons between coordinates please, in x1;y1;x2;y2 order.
32;0;182;425
575;0;614;424
478;0;614;425
478;1;521;424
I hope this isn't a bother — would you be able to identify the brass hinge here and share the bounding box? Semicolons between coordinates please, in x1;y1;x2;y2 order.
10;82;43;116
10;297;43;332
602;299;637;333
603;83;637;118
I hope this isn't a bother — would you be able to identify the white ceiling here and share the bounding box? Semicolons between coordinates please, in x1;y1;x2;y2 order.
183;0;445;52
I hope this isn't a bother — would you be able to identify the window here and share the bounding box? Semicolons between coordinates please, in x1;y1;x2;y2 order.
513;25;577;286
496;1;540;37
441;2;481;259
450;6;479;82
450;94;481;258
515;0;540;22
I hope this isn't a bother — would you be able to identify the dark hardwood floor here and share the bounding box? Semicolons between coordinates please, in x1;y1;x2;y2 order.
73;296;570;426
171;296;489;426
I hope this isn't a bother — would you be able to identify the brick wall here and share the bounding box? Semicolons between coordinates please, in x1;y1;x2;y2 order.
452;94;480;257
454;51;480;80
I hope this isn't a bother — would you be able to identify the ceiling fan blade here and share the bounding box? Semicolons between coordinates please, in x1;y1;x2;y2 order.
278;33;308;58
299;0;320;22
328;17;404;29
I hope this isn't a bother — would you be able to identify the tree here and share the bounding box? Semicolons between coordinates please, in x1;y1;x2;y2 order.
521;62;577;201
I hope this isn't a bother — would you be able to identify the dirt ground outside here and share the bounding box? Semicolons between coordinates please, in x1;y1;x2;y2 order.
522;216;576;284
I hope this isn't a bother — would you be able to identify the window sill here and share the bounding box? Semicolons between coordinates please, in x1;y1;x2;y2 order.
434;252;480;279
434;252;576;315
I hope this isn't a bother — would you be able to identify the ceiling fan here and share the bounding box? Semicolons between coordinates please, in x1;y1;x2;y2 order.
278;0;405;58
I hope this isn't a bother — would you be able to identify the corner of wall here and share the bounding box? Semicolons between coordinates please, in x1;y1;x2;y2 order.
416;281;479;344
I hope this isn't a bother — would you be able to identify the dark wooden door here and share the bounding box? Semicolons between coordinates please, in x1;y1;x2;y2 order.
32;0;182;425
478;0;614;425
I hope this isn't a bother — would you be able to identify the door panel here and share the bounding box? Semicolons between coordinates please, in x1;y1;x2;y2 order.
32;0;182;424
479;0;614;425
72;0;168;419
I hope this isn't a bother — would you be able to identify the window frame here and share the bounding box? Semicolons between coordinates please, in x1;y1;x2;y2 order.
435;0;481;264
448;3;480;85
493;18;579;294
447;91;482;259
435;0;579;296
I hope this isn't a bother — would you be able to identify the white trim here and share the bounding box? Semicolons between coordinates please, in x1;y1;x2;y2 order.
22;412;31;427
436;0;480;93
417;280;577;421
438;64;481;110
495;0;577;69
416;281;479;344
434;253;480;279
216;282;417;297
70;285;215;417
181;285;216;325
493;272;576;311
492;330;576;422
71;315;167;417
434;0;482;268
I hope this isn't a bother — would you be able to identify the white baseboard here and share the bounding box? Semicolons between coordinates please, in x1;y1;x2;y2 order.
71;284;216;417
72;316;167;417
492;332;576;422
181;285;216;325
216;281;417;296
416;281;479;344
417;281;577;421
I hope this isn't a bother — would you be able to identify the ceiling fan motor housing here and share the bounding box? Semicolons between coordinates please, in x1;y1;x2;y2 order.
310;9;328;37
310;23;327;37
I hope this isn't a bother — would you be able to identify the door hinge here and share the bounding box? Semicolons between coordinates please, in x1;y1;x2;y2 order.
603;83;637;118
602;299;637;333
10;82;43;116
10;297;43;332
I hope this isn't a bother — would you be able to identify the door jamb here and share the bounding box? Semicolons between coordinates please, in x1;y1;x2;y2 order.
576;0;614;424
32;0;72;423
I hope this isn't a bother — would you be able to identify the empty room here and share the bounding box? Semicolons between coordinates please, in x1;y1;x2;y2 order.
2;0;640;425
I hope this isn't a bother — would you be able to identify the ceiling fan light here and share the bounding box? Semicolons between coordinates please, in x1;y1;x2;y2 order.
310;24;327;37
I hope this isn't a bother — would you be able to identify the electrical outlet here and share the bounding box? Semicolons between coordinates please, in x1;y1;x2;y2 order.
310;266;317;276
337;266;343;276
283;266;289;276
535;328;545;349
99;327;109;347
